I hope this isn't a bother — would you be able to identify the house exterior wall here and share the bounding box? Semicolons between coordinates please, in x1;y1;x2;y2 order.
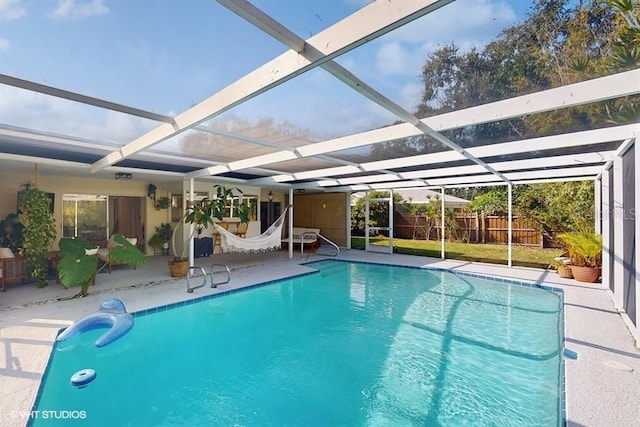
288;193;347;247
0;170;171;254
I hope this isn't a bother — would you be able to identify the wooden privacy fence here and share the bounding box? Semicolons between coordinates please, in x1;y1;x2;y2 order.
394;211;543;247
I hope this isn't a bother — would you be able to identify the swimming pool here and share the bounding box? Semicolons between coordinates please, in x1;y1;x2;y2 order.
32;260;564;426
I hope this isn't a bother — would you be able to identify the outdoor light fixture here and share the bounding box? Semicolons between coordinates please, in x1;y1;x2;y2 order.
115;173;132;180
268;189;274;201
148;184;157;200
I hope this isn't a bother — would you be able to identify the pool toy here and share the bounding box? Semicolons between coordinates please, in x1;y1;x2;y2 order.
57;298;134;347
70;369;96;387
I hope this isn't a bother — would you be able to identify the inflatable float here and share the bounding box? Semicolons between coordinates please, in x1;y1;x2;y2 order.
70;369;97;387
57;298;134;347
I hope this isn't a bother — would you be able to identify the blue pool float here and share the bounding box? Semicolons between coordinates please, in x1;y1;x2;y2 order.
70;369;96;387
57;298;134;347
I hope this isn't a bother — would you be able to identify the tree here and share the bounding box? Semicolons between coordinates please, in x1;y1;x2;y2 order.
19;187;56;288
351;191;402;236
469;189;508;215
514;181;595;239
372;0;637;161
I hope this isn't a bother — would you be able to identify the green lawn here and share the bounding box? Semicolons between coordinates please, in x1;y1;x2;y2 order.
351;237;564;269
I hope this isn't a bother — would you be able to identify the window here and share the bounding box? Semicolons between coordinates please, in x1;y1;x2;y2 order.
62;194;108;242
170;195;183;222
244;195;258;221
222;195;258;220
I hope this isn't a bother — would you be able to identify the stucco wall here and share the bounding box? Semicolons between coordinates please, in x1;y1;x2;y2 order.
0;170;170;253
288;192;347;246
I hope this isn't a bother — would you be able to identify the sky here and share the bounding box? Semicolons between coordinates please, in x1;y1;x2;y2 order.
0;0;534;148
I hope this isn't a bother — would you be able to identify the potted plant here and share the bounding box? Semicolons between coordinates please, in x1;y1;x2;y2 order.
154;196;171;210
169;185;249;277
550;255;573;279
58;234;147;297
19;186;57;288
0;213;24;253
557;232;602;283
149;223;173;253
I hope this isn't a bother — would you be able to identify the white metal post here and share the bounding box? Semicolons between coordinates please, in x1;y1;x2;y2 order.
346;192;352;250
594;178;602;234
289;188;294;260
389;189;394;253
365;191;370;251
601;168;612;293
508;184;513;268
634;135;640;344
441;187;445;259
188;179;195;267
613;155;624;308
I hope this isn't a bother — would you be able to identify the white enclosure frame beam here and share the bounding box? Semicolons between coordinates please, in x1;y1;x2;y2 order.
132;67;638;182
363;125;635;173
217;0;509;184
92;0;452;172
441;187;446;259
595;178;602;234
289;188;294;260
507;184;513;268
612;153;625;309
296;70;640;158
634;134;640;344
0;73;175;124
601;166;613;297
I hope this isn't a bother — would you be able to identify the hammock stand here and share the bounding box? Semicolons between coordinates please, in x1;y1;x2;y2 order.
213;206;290;253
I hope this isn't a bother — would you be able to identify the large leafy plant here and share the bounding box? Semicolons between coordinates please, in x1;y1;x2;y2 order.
171;185;250;262
0;213;24;253
58;234;147;297
19;187;56;287
557;232;603;268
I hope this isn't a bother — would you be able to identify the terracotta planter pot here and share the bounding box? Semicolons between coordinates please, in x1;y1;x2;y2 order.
570;266;601;283
168;259;188;277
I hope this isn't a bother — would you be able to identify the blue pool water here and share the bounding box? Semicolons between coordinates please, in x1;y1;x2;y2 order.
32;260;563;426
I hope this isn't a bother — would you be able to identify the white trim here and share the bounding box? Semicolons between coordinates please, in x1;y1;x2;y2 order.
92;0;453;172
601;165;613;296
634;135;640;344
613;155;625;309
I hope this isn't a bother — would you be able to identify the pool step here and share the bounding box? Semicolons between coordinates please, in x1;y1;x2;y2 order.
317;263;346;277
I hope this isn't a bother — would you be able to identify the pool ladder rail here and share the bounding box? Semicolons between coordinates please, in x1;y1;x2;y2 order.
300;232;340;260
186;264;231;293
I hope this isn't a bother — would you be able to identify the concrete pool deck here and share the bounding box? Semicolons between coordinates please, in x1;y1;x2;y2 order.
1;250;639;426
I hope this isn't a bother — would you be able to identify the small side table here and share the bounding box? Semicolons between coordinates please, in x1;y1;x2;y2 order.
194;237;213;258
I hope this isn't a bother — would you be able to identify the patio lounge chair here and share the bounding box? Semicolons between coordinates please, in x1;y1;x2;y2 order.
97;236;138;273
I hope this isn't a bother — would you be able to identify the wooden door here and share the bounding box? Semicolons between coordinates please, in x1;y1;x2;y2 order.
109;196;145;248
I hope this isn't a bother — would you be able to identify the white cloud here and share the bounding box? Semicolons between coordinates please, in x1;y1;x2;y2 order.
0;86;154;144
375;0;517;77
376;42;422;77
0;38;10;51
0;0;26;21
50;0;109;20
398;81;423;112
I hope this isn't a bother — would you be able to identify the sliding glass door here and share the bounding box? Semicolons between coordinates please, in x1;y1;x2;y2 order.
62;194;108;242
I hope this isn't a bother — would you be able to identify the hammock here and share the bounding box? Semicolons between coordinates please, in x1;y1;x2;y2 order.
212;206;289;253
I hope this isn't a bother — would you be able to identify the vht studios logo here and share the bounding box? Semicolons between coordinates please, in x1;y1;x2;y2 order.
10;410;87;420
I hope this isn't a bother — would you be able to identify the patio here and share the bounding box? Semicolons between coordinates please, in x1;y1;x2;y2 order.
0;1;638;425
1;250;639;426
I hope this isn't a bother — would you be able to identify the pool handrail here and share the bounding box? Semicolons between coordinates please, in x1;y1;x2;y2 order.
186;264;231;293
300;231;340;259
